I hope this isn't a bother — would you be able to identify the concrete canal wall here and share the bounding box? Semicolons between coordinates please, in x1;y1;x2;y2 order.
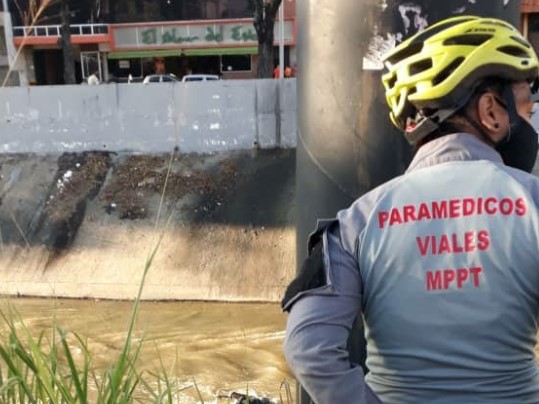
0;79;297;153
0;81;298;302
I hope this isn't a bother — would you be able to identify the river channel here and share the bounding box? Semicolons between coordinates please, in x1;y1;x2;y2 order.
0;298;295;403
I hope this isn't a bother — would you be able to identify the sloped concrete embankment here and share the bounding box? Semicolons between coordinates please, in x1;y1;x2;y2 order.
0;149;296;302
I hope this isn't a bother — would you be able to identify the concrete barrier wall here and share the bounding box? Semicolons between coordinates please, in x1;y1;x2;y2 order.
0;79;297;154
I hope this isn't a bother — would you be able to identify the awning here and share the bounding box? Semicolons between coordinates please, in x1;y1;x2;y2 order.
108;46;257;59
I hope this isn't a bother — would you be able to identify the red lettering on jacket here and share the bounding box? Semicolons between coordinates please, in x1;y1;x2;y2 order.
499;198;514;215
416;235;430;256
470;267;482;287
515;198;527;216
426;271;442;291
403;205;416;224
416;230;490;256
377;197;527;229
451;234;464;253
389;208;403;226
431;200;448;218
456;268;469;288
378;211;389;228
462;198;475;216
417;203;432;221
426;266;483;291
449;199;460;218
477;230;490;251
485;197;497;214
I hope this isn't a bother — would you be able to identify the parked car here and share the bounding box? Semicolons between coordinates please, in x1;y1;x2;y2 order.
181;74;220;82
142;74;179;84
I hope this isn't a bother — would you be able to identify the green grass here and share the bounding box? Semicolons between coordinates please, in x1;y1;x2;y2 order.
0;234;208;404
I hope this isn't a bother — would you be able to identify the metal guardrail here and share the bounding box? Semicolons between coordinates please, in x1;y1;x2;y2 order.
13;23;108;37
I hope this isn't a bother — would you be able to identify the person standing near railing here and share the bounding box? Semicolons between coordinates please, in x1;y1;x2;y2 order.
87;69;99;85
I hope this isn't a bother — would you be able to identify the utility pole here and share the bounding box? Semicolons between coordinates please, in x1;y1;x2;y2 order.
1;0;25;85
277;0;285;147
295;1;522;403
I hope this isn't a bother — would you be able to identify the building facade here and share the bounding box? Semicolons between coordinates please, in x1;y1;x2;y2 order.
4;0;296;85
5;1;539;86
522;0;539;56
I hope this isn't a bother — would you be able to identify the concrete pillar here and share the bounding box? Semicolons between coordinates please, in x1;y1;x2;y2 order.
1;9;25;86
101;51;109;83
295;1;522;403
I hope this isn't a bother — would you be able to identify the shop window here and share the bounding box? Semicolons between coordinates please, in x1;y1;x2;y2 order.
205;0;219;19
81;51;101;79
108;58;143;82
226;0;251;18
528;13;539;55
530;13;539;32
183;0;250;20
184;0;203;19
221;55;251;72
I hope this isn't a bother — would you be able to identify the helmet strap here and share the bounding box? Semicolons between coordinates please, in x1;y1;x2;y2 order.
462;83;517;147
405;108;457;144
464;83;519;147
498;84;520;145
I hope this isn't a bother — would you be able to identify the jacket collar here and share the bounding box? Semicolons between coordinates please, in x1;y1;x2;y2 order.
406;133;504;173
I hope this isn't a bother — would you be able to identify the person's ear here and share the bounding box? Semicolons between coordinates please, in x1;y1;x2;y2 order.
476;92;508;142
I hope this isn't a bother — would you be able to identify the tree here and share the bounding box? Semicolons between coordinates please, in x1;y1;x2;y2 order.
60;0;75;84
249;0;282;78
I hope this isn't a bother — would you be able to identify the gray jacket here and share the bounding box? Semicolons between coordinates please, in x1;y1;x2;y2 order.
284;133;539;403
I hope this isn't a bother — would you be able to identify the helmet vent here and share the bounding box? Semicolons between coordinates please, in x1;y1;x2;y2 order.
510;35;531;49
480;20;513;30
386;42;423;65
409;59;433;76
432;56;465;86
443;34;492;46
387;74;397;89
497;45;530;58
409;17;476;47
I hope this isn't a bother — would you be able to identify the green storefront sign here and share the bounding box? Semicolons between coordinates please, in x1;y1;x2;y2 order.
113;20;293;50
140;25;257;45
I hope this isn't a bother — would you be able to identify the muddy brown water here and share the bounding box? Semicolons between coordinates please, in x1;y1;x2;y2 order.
0;298;296;403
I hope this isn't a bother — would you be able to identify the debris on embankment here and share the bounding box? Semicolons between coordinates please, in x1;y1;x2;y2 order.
0;148;296;302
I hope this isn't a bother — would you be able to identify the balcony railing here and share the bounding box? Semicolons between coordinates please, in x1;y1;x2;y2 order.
13;23;108;37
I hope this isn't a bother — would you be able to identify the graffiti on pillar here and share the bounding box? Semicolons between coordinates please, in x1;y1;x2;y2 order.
363;0;515;71
363;29;401;70
363;2;428;70
398;4;429;36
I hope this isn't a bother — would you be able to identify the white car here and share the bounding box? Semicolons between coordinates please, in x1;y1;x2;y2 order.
181;74;220;82
142;74;179;84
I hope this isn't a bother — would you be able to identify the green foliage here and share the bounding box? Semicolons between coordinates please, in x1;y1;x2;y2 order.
0;236;191;404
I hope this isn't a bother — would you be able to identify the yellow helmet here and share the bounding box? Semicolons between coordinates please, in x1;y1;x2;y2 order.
382;16;539;145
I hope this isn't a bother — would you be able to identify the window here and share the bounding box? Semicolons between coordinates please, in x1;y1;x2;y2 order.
220;55;251;72
80;52;101;79
149;76;161;83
